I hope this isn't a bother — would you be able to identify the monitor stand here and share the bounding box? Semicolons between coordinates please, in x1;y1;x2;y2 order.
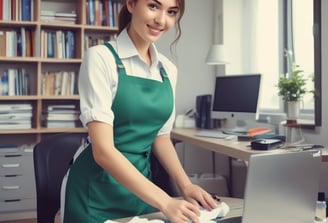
220;119;248;134
220;119;276;135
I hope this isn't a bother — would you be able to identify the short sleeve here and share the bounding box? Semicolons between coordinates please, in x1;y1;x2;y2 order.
79;45;118;127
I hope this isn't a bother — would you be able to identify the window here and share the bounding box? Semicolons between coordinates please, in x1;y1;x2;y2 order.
223;0;321;125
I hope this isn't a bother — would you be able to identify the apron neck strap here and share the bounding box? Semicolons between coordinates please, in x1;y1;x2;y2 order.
159;66;168;80
104;42;126;74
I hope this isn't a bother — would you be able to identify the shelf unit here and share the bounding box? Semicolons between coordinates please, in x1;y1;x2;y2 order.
0;0;122;220
0;0;121;143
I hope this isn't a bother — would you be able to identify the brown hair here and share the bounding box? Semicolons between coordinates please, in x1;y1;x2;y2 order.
118;0;185;47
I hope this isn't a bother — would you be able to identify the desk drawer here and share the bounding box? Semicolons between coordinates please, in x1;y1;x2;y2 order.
0;175;35;199
0;198;36;212
0;154;33;176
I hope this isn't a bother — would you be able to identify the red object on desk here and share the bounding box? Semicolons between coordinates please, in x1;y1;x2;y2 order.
246;127;272;136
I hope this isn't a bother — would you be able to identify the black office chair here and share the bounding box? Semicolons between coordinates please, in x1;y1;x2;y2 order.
151;153;177;196
33;133;84;223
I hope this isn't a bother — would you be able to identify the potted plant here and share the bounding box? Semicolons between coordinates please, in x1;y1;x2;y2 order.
277;50;309;122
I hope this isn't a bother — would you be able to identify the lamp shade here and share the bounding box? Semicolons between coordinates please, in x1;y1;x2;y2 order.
206;44;228;65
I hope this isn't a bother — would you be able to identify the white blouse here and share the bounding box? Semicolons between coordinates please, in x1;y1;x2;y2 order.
78;29;177;135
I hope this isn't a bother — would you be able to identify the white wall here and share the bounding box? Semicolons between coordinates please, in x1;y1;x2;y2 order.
158;0;328;195
157;0;216;115
157;0;230;177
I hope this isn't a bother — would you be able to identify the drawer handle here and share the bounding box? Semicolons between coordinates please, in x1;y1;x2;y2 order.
5;199;21;203
1;163;20;168
4;154;22;158
4;174;20;177
2;185;20;190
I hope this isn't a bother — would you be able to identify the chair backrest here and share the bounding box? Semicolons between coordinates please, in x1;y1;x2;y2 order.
33;133;84;223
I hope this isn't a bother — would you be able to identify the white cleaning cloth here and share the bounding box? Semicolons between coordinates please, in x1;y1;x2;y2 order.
104;201;230;223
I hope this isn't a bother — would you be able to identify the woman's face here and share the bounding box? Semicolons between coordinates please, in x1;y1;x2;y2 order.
127;0;179;46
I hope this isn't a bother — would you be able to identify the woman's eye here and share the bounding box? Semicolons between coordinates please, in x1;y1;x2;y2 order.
148;3;159;10
168;10;178;16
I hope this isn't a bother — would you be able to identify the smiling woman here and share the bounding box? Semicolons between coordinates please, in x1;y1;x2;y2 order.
61;0;219;223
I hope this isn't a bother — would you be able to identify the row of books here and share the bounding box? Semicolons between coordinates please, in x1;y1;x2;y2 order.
40;10;77;24
0;103;82;130
0;103;32;130
86;0;123;27
0;28;34;57
84;33;116;49
0;68;30;96
41;71;77;96
41;30;75;59
0;0;33;21
43;104;80;128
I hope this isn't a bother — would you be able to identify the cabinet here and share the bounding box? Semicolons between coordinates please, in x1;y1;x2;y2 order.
0;0;122;220
0;145;35;214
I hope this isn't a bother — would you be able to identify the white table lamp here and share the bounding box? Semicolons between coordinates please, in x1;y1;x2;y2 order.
206;44;227;65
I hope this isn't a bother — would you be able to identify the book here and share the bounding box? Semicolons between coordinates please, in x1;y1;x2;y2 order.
21;68;29;95
0;122;32;129
21;0;31;21
21;27;26;57
1;72;9;95
47;104;76;111
0;119;31;124
40;10;56;16
7;68;16;96
46;113;79;121
47;32;54;58
94;0;101;26
108;0;114;27
46;120;76;128
55;11;77;18
2;0;9;20
55;30;64;58
70;71;76;95
0;103;32;112
66;31;75;58
17;32;22;57
25;29;33;57
88;0;95;25
0;112;33;119
5;31;13;57
60;71;68;95
0;31;6;56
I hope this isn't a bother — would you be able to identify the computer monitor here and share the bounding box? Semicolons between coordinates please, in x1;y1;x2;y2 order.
211;74;262;131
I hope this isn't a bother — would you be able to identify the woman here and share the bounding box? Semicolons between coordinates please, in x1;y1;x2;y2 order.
61;0;217;222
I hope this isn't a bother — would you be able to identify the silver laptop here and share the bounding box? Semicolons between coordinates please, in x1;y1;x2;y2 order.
220;150;322;223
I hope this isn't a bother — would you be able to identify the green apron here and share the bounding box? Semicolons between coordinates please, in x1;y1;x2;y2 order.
63;43;174;223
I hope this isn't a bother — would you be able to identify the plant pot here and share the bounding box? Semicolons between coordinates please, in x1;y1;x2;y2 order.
286;101;300;123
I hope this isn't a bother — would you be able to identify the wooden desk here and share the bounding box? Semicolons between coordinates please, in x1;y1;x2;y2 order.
114;197;243;222
171;128;328;162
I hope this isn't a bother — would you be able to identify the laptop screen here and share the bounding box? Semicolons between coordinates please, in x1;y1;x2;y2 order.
241;150;321;223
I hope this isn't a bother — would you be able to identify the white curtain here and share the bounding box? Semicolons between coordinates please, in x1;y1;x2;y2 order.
224;0;280;110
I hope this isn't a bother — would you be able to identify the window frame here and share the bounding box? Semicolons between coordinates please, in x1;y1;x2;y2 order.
313;0;322;126
259;0;321;127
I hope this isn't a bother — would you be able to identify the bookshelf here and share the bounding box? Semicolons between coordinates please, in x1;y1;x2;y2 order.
0;0;122;220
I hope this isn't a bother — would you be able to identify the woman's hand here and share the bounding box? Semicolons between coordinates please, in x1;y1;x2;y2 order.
160;197;201;223
180;183;218;211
